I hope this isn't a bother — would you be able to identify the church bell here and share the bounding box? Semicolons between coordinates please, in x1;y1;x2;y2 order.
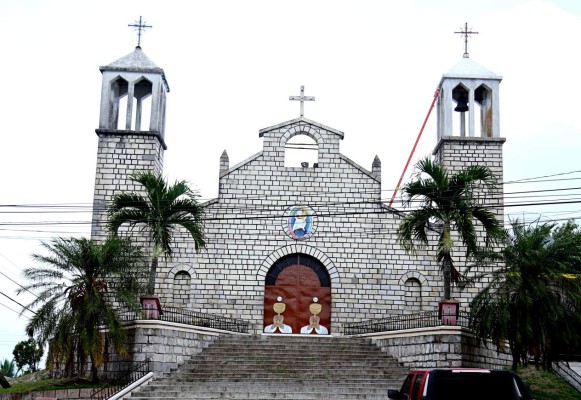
454;95;469;112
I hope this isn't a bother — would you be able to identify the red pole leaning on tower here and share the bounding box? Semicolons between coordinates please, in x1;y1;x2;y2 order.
388;85;442;208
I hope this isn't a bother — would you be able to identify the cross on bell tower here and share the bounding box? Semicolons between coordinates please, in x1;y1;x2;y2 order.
437;23;501;139
128;16;152;48
454;22;479;58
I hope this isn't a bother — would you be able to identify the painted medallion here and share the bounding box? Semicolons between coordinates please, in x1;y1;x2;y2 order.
286;205;315;240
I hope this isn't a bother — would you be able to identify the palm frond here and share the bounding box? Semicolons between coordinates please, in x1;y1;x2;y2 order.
397;208;438;253
21;236;148;377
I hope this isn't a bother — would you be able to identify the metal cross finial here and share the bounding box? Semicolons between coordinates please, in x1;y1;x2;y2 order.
128;16;152;48
454;22;479;58
289;86;315;118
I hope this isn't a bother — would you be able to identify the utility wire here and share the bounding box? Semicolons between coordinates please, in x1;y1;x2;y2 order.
0;300;25;316
0;291;35;314
0;269;39;300
0;168;581;208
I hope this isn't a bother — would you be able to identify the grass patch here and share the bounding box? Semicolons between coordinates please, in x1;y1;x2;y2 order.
517;365;581;400
1;372;106;394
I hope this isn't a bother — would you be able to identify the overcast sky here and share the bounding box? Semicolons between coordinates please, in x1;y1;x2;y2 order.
1;0;580;365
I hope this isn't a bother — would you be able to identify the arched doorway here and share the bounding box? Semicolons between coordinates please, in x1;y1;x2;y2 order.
263;254;331;334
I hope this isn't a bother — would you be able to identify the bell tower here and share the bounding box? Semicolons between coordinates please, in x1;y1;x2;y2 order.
90;45;170;241
436;54;501;139
433;41;505;221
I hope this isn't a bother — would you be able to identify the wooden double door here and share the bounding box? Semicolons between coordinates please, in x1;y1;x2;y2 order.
263;254;331;334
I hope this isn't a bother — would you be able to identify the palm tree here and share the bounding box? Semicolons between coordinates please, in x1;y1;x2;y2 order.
397;157;504;300
1;359;15;378
19;237;147;382
108;172;206;295
470;220;581;371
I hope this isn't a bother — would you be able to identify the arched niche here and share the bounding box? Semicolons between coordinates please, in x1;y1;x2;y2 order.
284;133;319;168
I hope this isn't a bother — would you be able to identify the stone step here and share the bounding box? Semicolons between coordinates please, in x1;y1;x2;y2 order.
176;360;398;368
165;373;394;382
127;334;408;400
130;395;387;400
141;385;389;394
143;382;391;389
131;391;392;399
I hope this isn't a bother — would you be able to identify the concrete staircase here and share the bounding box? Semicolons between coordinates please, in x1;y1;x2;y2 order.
128;334;408;400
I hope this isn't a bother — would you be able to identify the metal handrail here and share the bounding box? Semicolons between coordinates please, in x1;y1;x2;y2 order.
119;306;250;333
343;310;471;335
90;357;151;399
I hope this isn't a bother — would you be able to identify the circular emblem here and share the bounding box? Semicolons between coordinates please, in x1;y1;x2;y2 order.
285;205;315;240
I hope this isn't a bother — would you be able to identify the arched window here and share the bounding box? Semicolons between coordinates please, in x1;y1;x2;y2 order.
172;271;191;307
404;278;422;313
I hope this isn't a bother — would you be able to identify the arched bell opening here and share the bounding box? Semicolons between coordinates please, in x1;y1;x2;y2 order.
109;76;153;131
452;84;470;137
284;133;319;168
475;84;493;138
108;77;129;130
132;78;153;131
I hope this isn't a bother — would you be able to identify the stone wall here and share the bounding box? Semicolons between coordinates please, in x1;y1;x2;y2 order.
90;131;164;242
433;136;505;221
367;326;512;369
433;136;506;303
106;320;243;376
149;121;505;335
0;388;93;400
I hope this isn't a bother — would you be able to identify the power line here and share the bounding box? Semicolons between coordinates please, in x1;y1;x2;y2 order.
0;301;31;319
0;269;39;300
0;291;35;314
0;167;580;209
504;169;581;184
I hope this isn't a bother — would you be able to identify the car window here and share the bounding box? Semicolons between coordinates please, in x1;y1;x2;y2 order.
411;372;424;400
400;373;414;397
429;370;520;400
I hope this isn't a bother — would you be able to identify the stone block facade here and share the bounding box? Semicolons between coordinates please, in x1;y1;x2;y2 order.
433;136;505;221
90;131;165;242
140;118;505;334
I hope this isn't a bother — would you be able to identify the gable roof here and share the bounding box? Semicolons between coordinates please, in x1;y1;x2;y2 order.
259;116;344;139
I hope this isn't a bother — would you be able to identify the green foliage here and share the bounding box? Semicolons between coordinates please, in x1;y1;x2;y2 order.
12;339;43;375
1;358;16;377
0;373;103;394
397;157;504;299
470;220;581;371
518;365;581;400
19;237;148;382
108;171;206;294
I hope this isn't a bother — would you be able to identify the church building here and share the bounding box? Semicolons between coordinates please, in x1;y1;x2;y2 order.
90;41;505;340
